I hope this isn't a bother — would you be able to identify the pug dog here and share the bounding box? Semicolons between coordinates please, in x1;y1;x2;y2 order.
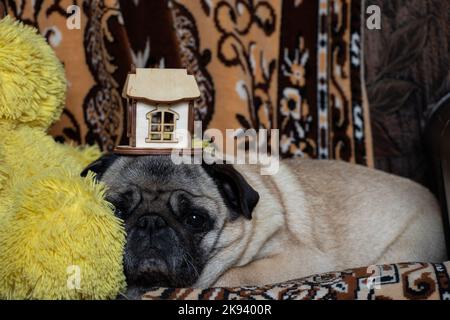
82;154;446;298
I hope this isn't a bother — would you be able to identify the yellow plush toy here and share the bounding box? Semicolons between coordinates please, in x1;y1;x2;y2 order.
0;16;126;299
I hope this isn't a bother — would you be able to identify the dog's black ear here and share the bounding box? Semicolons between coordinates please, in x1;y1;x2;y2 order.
81;153;119;181
203;164;259;220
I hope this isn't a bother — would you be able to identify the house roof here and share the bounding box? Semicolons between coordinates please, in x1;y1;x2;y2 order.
122;68;201;103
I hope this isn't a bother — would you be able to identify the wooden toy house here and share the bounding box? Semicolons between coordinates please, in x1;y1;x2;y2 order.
114;68;201;155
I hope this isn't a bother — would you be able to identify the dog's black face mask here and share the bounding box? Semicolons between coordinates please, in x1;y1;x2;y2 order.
81;155;259;289
114;186;213;287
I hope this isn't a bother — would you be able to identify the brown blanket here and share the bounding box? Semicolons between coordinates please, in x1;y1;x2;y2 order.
141;261;450;300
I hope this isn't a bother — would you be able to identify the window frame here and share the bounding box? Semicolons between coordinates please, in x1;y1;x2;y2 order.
145;106;179;143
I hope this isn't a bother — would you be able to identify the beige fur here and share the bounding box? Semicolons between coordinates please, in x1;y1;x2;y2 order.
195;159;446;287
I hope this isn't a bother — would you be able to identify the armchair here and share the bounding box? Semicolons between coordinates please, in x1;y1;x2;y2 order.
426;93;450;258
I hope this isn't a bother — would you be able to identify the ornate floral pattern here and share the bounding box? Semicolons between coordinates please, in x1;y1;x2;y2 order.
82;0;129;151
279;36;315;157
171;1;215;129
142;262;450;300
4;0;132;151
3;0;373;164
214;0;277;132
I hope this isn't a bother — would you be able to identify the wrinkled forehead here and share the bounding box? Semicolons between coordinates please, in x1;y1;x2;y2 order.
101;156;219;199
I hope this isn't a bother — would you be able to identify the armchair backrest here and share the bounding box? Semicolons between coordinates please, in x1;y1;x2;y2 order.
425;93;450;259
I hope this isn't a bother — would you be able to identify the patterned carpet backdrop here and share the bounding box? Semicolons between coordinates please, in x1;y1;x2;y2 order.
2;0;131;150
1;0;373;166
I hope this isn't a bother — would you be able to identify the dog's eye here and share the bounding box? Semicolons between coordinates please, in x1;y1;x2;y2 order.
114;207;126;218
184;214;206;230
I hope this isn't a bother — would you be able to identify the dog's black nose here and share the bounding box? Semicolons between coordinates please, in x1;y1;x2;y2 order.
136;215;167;232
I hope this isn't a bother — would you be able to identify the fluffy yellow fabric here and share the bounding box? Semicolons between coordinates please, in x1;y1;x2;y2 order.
0;17;126;299
0;123;99;179
0;16;66;129
0;170;126;299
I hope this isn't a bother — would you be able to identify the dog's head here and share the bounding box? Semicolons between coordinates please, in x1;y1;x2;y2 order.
81;154;259;287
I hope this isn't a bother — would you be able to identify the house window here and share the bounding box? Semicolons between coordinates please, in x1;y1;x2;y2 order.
146;108;179;143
